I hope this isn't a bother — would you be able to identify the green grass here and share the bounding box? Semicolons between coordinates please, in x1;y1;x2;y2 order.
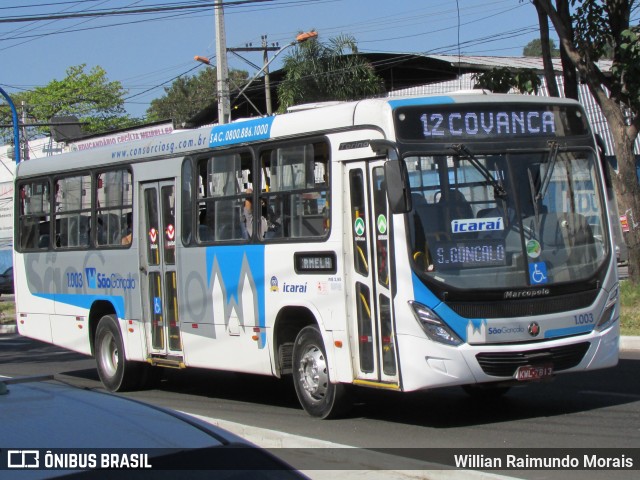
0;299;16;325
620;280;640;336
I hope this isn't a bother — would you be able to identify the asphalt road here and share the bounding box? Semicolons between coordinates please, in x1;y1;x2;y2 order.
1;334;639;480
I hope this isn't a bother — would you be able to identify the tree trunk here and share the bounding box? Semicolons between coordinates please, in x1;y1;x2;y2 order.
608;122;640;283
534;1;560;97
556;0;579;100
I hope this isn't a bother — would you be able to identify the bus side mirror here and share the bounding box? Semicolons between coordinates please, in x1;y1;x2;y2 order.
384;159;412;214
369;139;412;214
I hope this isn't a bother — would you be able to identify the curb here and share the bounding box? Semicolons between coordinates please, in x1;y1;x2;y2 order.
620;335;640;351
189;414;518;480
0;323;16;334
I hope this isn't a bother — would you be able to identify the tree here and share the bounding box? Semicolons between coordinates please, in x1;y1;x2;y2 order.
3;64;139;140
473;67;542;93
533;0;640;282
146;67;248;127
523;38;561;56
277;34;385;112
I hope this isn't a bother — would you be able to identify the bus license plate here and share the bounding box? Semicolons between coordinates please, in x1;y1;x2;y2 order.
514;364;553;381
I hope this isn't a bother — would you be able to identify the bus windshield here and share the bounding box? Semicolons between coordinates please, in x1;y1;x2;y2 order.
406;147;609;290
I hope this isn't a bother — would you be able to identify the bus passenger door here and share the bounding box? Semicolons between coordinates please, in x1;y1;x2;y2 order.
345;161;399;387
140;181;183;362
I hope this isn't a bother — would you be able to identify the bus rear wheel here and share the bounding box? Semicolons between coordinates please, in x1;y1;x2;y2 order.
292;325;350;419
95;314;144;392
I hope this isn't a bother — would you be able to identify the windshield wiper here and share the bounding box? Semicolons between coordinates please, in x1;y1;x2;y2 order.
528;167;541;231
450;144;507;199
536;140;559;202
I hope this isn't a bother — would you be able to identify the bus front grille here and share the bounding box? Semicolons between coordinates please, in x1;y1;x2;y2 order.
475;342;591;377
446;289;598;319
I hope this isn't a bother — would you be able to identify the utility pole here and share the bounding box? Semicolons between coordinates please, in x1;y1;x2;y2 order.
198;30;316;120
21;101;29;161
214;0;230;124
228;36;280;115
262;35;275;115
231;31;317;112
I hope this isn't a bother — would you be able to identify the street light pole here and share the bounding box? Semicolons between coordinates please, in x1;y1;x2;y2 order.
214;0;230;124
0;86;20;163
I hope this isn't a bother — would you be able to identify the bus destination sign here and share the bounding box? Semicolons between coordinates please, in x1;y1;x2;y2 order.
294;251;337;274
433;239;507;270
395;104;588;142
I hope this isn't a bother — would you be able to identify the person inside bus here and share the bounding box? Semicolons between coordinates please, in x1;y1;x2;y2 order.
439;188;473;221
241;189;268;239
121;212;133;246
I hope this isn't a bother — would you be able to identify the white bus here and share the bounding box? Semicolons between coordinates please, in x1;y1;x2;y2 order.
14;93;620;418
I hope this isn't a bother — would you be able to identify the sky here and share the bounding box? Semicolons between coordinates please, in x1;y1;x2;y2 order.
0;0;546;119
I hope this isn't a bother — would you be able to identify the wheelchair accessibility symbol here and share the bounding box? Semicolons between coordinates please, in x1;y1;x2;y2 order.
529;262;548;285
154;297;162;315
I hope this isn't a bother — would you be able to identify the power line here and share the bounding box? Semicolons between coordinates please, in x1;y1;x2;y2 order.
1;0;546;119
0;1;103;11
0;9;199;43
0;0;274;23
123;64;203;102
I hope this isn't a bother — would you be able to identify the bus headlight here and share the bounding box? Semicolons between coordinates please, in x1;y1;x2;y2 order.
409;301;463;346
595;283;619;332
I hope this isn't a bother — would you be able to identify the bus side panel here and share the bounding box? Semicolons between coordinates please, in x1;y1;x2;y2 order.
177;246;273;375
123;318;147;363
43;251;142;357
16;313;53;345
15;254;54;344
50;314;91;356
263;239;353;384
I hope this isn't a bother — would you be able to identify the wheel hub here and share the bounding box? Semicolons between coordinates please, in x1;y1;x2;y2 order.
299;345;328;400
99;333;118;377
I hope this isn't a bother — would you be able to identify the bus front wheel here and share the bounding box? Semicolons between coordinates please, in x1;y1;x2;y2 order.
95;314;143;392
292;325;350;419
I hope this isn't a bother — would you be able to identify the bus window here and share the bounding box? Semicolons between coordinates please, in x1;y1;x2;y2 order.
196;151;252;243
349;169;369;276
18;180;51;250
181;159;194;245
95;169;133;248
144;188;160;266
372;167;389;287
55;174;91;249
259;141;330;240
161;185;176;264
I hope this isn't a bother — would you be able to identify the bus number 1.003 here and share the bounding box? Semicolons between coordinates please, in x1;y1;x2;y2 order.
67;272;83;288
574;313;594;325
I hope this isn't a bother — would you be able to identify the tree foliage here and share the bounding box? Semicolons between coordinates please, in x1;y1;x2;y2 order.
5;64;139;139
277;34;385;112
473;67;542;94
146;67;248;127
534;0;640;282
523;38;561;56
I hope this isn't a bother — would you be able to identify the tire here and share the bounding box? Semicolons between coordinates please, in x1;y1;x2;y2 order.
462;383;511;400
292;325;351;419
95;314;144;392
